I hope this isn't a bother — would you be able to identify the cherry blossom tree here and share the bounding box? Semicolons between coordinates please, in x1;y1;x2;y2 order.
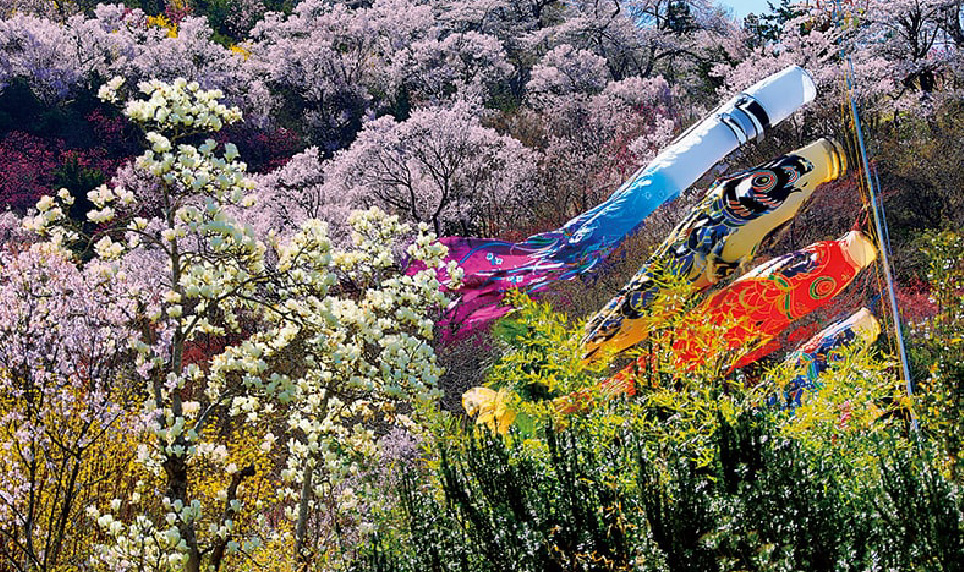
526;44;612;96
397;31;514;106
0;0;83;23
0;14;90;101
245;146;356;247
432;0;561;95
248;0;435;150
0;241;144;572
715;1;963;118
713;10;840;120
324;101;539;237
853;0;960;109
426;0;735;103
525;0;736;82
0;4;268;120
527;76;676;227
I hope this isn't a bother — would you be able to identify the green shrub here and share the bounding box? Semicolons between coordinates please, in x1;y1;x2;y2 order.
354;284;963;572
358;407;963;571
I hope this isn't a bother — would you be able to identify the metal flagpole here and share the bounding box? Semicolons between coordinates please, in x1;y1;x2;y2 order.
832;0;918;431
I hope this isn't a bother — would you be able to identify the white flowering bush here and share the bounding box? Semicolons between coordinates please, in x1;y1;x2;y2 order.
25;77;457;572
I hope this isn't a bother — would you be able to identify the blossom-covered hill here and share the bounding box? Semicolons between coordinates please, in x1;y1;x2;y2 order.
1;2;963;571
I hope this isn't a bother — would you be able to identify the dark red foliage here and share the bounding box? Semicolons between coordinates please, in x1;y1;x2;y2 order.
165;0;194;24
895;281;937;323
0;104;141;214
85;109;139;155
0;131;136;213
218;126;304;173
182;336;231;371
0;132;64;212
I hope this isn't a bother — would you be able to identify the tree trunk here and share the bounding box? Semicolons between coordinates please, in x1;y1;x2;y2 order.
293;454;315;568
210;466;255;572
163;454;201;572
293;396;329;567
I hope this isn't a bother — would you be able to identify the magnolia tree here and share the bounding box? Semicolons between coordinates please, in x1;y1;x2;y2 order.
24;76;459;571
272;208;459;564
324;101;538;237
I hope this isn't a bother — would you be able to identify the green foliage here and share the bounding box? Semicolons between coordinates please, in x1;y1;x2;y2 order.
52;152;101;243
353;272;964;572
878;101;964;241
0;78;101;143
485;267;706;405
910;229;964;481
358;404;963;572
488;292;604;404
750;1;808;44
664;1;697;35
191;0;234;45
358;413;664;572
109;0;167;17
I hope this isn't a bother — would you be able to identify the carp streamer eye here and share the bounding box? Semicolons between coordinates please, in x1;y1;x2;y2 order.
751;170;777;192
781;164;801;184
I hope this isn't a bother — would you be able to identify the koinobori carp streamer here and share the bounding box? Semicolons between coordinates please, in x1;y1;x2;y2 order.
429;66;819;338
582;138;847;361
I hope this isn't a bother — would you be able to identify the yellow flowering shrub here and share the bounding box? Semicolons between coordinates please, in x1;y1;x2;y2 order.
0;380;148;571
229;44;251;60
146;15;178;39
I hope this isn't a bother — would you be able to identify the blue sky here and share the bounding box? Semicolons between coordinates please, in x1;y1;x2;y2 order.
717;0;775;20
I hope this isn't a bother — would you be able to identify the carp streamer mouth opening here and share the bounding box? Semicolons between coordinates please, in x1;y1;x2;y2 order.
840;230;878;269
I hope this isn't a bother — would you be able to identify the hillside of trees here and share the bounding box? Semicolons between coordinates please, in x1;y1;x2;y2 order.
1;1;963;571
